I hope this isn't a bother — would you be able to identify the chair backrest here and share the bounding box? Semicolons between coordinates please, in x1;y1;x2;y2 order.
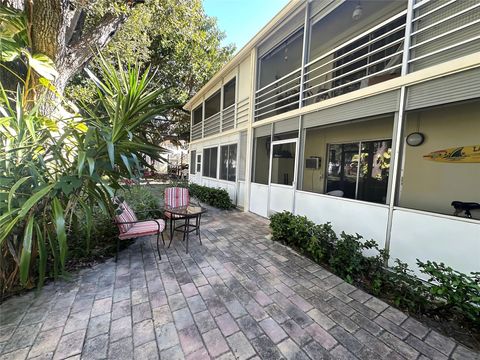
113;198;138;233
164;187;190;208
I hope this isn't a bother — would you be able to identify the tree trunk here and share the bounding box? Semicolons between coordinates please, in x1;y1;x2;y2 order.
22;0;126;96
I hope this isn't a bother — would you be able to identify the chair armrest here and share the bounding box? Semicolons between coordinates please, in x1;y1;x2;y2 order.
113;220;142;225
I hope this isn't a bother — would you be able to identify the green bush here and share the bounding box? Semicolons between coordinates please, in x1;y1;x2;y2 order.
417;260;480;322
188;183;234;209
269;211;480;326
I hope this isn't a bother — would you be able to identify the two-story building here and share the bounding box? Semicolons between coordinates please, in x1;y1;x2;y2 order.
184;0;480;275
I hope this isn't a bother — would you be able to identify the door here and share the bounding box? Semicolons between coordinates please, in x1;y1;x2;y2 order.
268;138;299;214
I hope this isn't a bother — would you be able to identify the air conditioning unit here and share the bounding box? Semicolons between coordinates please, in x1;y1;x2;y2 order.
305;157;321;169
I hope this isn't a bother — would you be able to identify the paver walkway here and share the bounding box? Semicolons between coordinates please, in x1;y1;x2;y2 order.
1;208;478;360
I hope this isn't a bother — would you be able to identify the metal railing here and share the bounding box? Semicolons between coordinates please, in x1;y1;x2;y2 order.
222;104;235;131
254;69;301;121
191;122;202;141
247;0;480;123
408;0;480;71
203;112;221;137
302;11;406;106
237;97;250;124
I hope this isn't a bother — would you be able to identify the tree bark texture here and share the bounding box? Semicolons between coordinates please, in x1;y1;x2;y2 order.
22;0;126;94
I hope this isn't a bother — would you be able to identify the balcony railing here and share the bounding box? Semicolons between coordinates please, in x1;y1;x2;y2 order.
303;11;406;106
408;0;480;71
204;112;221;137
191;122;202;141
222;104;235;131
252;0;480;122
254;69;301;121
237;97;250;124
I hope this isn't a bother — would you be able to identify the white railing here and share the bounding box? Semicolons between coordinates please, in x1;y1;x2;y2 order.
246;0;480;123
254;69;301;120
408;0;480;71
203;112;221;137
237;97;250;124
222;104;235;131
303;11;406;105
191;122;202;141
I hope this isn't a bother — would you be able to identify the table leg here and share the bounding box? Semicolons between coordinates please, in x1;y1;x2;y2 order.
197;214;202;245
186;217;190;253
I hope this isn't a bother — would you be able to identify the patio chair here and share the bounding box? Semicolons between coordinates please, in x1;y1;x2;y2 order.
164;187;190;240
113;197;166;260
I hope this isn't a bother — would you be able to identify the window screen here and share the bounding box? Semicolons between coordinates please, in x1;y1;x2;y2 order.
223;78;236;108
205;91;221;118
220;144;237;182
193;105;203;125
203;147;218;178
190;150;196;174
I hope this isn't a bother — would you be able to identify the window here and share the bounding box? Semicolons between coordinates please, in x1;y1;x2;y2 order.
258;29;304;89
220;144;237;181
398;100;480;219
190;150;196;174
301;116;394;204
205;91;220;119
203;147;218;178
326;140;391;203
196;154;201;173
223;78;236;109
252;135;270;184
305;1;406;105
193;105;203;125
271;141;296;186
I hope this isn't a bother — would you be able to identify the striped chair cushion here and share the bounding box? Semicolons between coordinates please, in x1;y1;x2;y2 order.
115;200;138;234
164;187;190;209
118;219;166;240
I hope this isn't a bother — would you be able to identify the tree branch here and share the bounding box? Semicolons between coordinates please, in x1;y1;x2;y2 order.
59;12;126;81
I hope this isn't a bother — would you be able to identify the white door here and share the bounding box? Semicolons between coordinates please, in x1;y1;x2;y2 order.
268;138;299;214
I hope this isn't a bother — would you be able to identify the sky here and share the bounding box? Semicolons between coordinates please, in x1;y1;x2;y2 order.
203;0;291;52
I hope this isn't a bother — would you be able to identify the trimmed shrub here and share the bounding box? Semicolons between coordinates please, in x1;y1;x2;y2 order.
269;211;480;326
188;183;234;209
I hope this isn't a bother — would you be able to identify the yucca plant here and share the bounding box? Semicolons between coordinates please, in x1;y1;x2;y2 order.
0;53;169;296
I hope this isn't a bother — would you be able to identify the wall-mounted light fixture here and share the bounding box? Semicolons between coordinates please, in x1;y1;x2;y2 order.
406;132;425;146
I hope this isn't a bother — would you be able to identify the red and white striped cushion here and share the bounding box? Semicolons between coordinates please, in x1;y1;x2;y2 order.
115;201;138;233
118;219;166;240
164;187;190;208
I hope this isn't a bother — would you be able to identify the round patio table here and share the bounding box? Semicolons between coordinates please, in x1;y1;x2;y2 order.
164;205;206;253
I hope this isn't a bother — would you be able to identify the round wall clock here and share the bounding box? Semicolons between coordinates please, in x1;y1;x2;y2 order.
406;132;425;146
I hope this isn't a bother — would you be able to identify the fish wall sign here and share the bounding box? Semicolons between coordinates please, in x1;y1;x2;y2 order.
423;145;480;163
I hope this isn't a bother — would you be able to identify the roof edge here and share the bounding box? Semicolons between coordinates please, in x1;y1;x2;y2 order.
184;0;303;110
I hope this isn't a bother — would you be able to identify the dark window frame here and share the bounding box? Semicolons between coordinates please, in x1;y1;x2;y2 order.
204;91;221;119
202;147;218;178
220;143;238;182
193;105;203;125
325;139;392;204
223;78;236;109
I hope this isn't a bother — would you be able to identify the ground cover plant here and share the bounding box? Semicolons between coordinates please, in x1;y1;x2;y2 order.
270;211;480;348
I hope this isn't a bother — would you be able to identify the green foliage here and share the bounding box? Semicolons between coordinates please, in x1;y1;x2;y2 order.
417;260;480;322
0;53;168;295
66;0;235;142
269;211;480;326
188;183;234;210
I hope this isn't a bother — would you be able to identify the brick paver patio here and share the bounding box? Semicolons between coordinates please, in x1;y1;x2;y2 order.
0;208;478;360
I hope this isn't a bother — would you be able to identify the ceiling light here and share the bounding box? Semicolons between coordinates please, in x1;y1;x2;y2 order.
352;3;363;21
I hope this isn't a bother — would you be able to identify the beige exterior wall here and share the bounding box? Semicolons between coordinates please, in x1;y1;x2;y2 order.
238;55;252;101
399;100;480;218
302;116;394;193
